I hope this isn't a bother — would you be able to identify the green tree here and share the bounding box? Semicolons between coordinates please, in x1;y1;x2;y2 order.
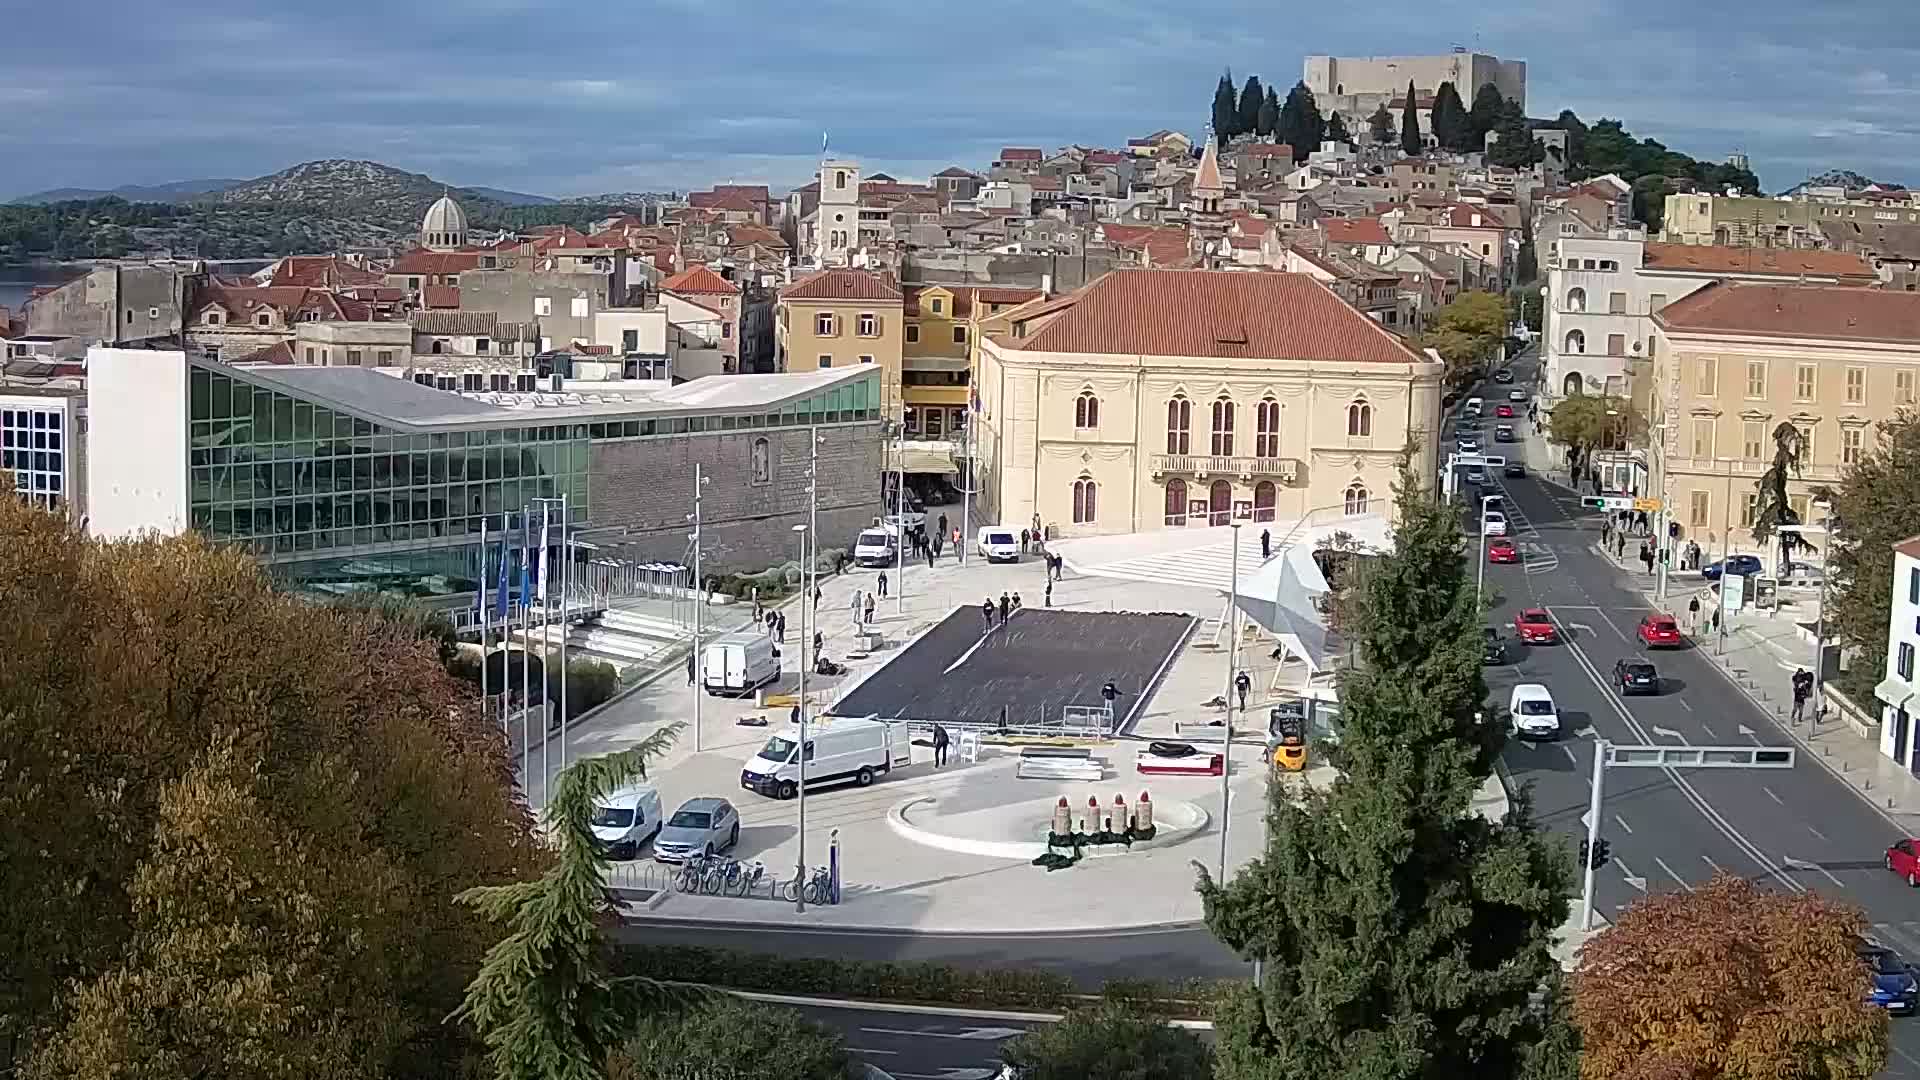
454;728;690;1080
1277;81;1326;163
1197;455;1574;1080
1469;82;1506;146
1326;110;1353;147
1827;411;1920;663
1368;103;1395;146
1486;99;1543;170
1573;873;1885;1080
999;1003;1213;1080
1212;73;1239;142
1257;87;1279;138
1237;75;1265;142
1546;394;1645;481
1430;82;1471;151
1751;421;1820;574
1399;81;1423;156
1422;289;1511;386
610;999;847;1080
1508;286;1543;333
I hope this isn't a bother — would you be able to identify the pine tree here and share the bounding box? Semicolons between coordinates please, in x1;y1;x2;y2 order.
1212;73;1239;144
1257;87;1280;138
1326;111;1353;148
1399;81;1423;156
1469;82;1506;146
1486;99;1543;170
1278;81;1325;163
1237;76;1265;142
1431;82;1470;152
1367;103;1395;146
1198;455;1575;1080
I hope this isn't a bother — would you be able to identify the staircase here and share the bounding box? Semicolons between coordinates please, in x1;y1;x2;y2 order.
568;609;689;673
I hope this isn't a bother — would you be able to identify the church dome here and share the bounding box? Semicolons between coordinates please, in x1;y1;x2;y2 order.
421;195;469;250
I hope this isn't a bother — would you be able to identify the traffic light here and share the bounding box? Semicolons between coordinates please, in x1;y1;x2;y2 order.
1580;496;1608;509
1578;838;1588;866
1591;839;1611;870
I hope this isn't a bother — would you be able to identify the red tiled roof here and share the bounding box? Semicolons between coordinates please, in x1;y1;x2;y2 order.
1240;142;1295;159
576;344;615;356
422;286;461;309
1655;281;1920;342
1001;270;1422;363
1440;204;1508;229
1084;151;1128;165
1896;534;1920;561
660;264;737;296
1029;176;1063;191
388;249;486;275
234;341;297;365
712;184;770;201
692;190;761;213
780;268;903;303
1641;243;1876;281
268;255;383;289
997;147;1043;161
723;224;788;249
1325;218;1392;246
192;284;366;323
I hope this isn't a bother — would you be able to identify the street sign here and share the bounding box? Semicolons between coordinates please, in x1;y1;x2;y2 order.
1580;495;1635;510
1453;454;1507;468
1724;570;1747;613
1603;744;1794;769
1632;498;1664;512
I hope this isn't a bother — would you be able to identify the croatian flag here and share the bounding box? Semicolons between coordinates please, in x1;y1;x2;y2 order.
821;130;830;157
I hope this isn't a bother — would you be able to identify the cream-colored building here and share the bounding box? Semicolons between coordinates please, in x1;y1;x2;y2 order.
774;268;905;413
1648;282;1920;554
974;270;1443;539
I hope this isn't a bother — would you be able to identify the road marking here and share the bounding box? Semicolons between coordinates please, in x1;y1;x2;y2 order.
1702;854;1723;873
1613;813;1634;835
1764;787;1784;805
850;1048;901;1056
861;1027;1030;1042
892;1071;998;1080
1678;699;1693;711
1562;745;1578;766
1698;723;1717;741
1651;725;1684;740
1737;723;1761;745
1615;861;1648;891
1653;857;1694;890
1783;855;1848;891
1807;824;1828;842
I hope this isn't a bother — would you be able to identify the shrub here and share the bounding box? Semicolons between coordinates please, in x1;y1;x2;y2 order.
609;998;847;1080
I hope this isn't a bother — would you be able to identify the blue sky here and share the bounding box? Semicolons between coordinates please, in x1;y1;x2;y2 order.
3;0;1916;199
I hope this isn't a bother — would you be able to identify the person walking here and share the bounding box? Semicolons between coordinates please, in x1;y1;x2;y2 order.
877;570;888;599
937;512;948;541
1011;591;1022;610
1234;670;1251;711
863;593;875;626
982;598;996;628
790;703;801;727
998;591;1011;624
932;723;950;768
776;611;787;641
813;629;823;656
932;533;944;560
1791;668;1812;723
1044;578;1053;607
686;648;697;686
925;543;934;569
1260;528;1271;560
849;587;862;624
1020;527;1031;554
1687;593;1702;633
812;584;822;610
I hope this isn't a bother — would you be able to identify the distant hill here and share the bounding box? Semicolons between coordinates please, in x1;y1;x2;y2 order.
562;192;680;205
10;178;245;205
463;186;556;206
1779;169;1905;196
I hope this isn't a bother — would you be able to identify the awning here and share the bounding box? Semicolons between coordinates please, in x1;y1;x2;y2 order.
1875;677;1917;711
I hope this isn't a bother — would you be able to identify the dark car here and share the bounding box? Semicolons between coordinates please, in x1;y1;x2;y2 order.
1862;942;1920;1015
1482;627;1506;664
1494;368;1515;384
1612;658;1659;695
1503;461;1527;478
1702;554;1765;580
1494;424;1516;443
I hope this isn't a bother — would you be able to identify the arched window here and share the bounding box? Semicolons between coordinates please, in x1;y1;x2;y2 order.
1566;287;1586;312
1346;399;1372;437
1075;391;1100;430
1165;396;1191;455
1164;479;1188;526
1563;372;1584;397
1344;482;1370;516
1073;476;1098;524
1565;329;1586;354
1253;480;1276;522
1208;479;1233;527
1255;397;1280;458
1210;396;1235;456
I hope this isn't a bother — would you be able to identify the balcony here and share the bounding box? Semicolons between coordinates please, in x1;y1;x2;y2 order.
1150;454;1300;483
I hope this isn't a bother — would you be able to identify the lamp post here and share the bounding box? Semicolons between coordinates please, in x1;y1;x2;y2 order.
690;464;710;753
1779;512;1836;724
1220;520;1242;881
1477;494;1498;600
894;407;906;618
794;428;822;913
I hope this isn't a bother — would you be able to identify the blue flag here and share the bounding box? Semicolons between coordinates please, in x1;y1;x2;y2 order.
494;531;511;620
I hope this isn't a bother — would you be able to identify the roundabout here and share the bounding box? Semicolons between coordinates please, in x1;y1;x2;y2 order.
887;790;1211;861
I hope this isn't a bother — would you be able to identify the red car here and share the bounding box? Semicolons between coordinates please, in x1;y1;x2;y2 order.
1495;403;1515;418
1513;608;1558;644
1488;537;1520;563
1637;614;1683;648
1890;839;1920;886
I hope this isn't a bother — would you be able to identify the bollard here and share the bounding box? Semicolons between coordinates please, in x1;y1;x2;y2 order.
1114;793;1129;832
1137;790;1155;832
1051;797;1071;838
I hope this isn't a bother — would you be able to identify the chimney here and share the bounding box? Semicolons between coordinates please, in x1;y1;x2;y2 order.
1041;272;1053;296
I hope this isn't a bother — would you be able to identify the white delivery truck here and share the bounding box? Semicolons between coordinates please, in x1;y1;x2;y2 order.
852;526;898;568
702;631;781;696
976;525;1019;562
739;716;911;799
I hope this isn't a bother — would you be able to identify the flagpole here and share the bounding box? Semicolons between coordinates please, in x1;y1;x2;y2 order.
539;502;551;807
519;509;531;797
479;519;491;734
558;493;570;777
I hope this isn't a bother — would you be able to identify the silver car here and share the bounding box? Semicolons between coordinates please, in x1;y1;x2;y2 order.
653;797;741;863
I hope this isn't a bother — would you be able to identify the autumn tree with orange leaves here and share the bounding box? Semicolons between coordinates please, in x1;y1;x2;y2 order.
1572;873;1887;1080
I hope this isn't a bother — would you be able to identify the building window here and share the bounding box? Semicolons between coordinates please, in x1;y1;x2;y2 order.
816;313;836;336
1745;360;1767;400
534;296;552;316
818;354;832;369
304;347;316;363
1742;493;1759;528
1347;399;1372;437
953;326;967;345
1743;421;1765;460
1164;478;1188;526
751;437;772;485
1695;357;1716;395
1691;418;1714;458
1843;426;1864;465
1900;642;1916;682
1795;363;1817;402
476;337;491;354
1255;398;1280;458
1210;397;1235;455
1606;333;1626;357
622;329;639;353
377;350;395;365
570;296;589;318
345;349;363;367
858;313;878;336
256;313;271;327
931;297;944;314
1075;391;1099;430
1343;482;1370;516
205;312;223;325
1797;425;1816;464
1911;567;1919;605
1566;287;1586;312
1649;292;1668;313
1564;329;1585;354
1689;490;1710;528
906;324;920;343
1608;291;1627;315
1253;480;1276;522
859;354;874;365
1166;396;1191;455
1072;476;1098;524
462;373;484;392
407;277;422;291
1846;366;1866;404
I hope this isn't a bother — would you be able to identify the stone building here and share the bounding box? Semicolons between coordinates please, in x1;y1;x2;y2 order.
25;263;196;346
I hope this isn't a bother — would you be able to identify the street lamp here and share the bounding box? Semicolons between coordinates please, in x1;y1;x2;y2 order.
1779;511;1836;725
1477;494;1499;600
791;521;811;911
689;464;710;753
894;407;907;618
1220;520;1242;881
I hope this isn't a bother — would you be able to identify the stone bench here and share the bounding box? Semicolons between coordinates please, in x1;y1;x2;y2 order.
1016;746;1104;781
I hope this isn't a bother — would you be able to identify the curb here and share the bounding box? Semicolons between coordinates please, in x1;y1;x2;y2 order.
620;914;1214;938
730;990;1216;1031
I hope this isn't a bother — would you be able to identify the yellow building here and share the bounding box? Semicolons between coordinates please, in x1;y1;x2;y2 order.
774;268;905;413
901;284;1045;439
975;269;1444;538
1648;282;1920;554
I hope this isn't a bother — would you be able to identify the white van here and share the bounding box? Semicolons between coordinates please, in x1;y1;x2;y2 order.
739;716;911;799
1509;683;1560;740
702;631;781;696
1464;396;1484;417
976;525;1019;562
853;527;898;568
588;782;664;858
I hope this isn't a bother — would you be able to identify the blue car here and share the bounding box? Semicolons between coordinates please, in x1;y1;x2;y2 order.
1862;944;1918;1015
1701;554;1765;580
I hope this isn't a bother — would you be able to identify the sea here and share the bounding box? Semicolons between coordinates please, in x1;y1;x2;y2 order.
0;260;270;313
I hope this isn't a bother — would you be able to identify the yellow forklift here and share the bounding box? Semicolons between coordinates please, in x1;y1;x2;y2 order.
1268;701;1309;772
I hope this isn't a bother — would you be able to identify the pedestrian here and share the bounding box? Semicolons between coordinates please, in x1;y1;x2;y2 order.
932;534;944;559
835;551;846;575
938;512;948;539
1052;553;1064;582
1639;542;1653;573
1601;518;1611;546
1234;670;1251;710
1791;668;1811;723
932;723;950;768
1044;578;1053;607
924;545;934;568
1020;527;1031;554
813;629;823;656
1261;528;1271;559
877;570;888;598
791;703;801;727
776;611;787;641
765;609;777;634
1687;594;1701;631
1011;591;1022;610
849;587;862;622
1031;513;1042;542
982;598;996;628
686;648;697;686
863;594;875;625
813;585;822;609
998;591;1011;623
1710;608;1721;636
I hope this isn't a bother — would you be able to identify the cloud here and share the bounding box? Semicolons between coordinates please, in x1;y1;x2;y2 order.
5;0;1920;198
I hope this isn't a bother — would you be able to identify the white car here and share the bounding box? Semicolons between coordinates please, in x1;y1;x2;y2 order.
1509;683;1559;740
1508;389;1527;403
1457;439;1481;454
1482;511;1509;537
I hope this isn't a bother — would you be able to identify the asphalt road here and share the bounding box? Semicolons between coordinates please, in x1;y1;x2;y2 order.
788;1001;1045;1079
1479;354;1920;1077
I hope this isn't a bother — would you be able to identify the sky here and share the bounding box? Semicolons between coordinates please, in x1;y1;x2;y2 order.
3;0;1918;200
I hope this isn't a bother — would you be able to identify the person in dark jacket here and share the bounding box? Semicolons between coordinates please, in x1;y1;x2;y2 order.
932;723;951;767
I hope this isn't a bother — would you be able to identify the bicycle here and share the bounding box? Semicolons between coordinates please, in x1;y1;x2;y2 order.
700;856;735;896
723;860;764;898
780;865;835;905
674;853;712;894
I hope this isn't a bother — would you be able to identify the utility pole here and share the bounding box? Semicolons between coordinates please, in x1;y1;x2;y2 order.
1220;522;1241;880
959;406;973;566
797;428;822;913
691;463;708;752
894;408;905;617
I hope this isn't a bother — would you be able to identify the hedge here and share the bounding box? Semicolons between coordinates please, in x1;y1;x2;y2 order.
614;944;1232;1019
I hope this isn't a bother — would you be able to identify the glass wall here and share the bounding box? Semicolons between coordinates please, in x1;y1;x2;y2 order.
1;402;67;511
582;371;880;442
187;363;588;597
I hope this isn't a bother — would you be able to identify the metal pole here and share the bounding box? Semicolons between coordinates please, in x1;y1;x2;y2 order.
1580;738;1606;932
539;501;551;803
960;409;972;566
1476;500;1488;599
520;509;531;791
559;494;569;776
1811;533;1830;727
479;519;490;733
895;411;905;617
1220;522;1240;881
1718;462;1732;655
798;430;819;913
693;463;704;753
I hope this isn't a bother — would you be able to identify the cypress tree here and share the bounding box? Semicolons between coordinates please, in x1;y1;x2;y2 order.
1198;457;1575;1080
1278;81;1325;163
1238;75;1265;141
1431;81;1470;151
1213;73;1239;144
1325;111;1353;148
1367;103;1395;146
1469;82;1506;146
1257;86;1280;138
1399;81;1424;156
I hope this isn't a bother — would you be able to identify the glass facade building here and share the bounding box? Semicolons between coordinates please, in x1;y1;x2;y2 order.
2;400;69;512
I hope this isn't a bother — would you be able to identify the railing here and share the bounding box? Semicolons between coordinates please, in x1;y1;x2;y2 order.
451;587;603;635
1150;454;1300;482
830;704;1117;741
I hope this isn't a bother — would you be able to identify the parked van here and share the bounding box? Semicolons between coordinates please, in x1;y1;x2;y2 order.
976;526;1019;562
1508;683;1560;740
740;716;911;799
588;782;664;858
702;631;781;696
1464;396;1484;417
852;527;898;567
